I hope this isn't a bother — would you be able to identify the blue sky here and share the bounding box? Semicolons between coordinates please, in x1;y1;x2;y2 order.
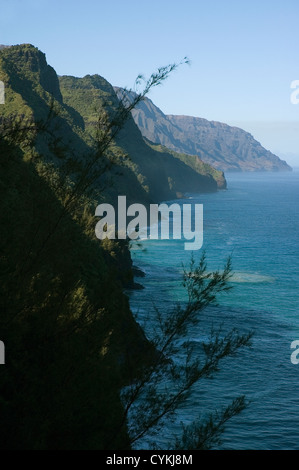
1;0;299;165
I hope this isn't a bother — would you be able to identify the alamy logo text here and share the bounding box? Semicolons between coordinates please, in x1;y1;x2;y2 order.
95;196;203;250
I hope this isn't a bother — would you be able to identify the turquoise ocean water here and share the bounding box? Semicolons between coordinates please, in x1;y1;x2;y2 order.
128;171;299;450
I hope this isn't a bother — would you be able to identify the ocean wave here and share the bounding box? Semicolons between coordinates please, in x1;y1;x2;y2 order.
230;272;276;283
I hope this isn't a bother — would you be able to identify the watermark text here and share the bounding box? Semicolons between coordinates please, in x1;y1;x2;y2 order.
95;196;203;250
290;80;299;104
290;340;299;364
0;81;4;104
0;341;5;365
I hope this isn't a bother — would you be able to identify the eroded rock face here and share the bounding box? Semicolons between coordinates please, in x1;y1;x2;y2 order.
128;93;291;172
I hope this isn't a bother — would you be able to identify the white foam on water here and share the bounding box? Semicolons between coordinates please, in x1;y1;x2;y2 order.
230;272;276;283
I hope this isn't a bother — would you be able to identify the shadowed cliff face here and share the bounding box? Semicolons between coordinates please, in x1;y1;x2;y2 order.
0;43;155;450
0;43;62;105
127;93;292;172
0;44;222;213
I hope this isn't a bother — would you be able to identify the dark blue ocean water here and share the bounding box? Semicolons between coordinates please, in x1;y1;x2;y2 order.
128;171;299;450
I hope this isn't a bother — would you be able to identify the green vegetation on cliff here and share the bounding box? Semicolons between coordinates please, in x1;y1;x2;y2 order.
0;119;152;450
0;44;152;450
144;138;227;189
59;75;224;201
